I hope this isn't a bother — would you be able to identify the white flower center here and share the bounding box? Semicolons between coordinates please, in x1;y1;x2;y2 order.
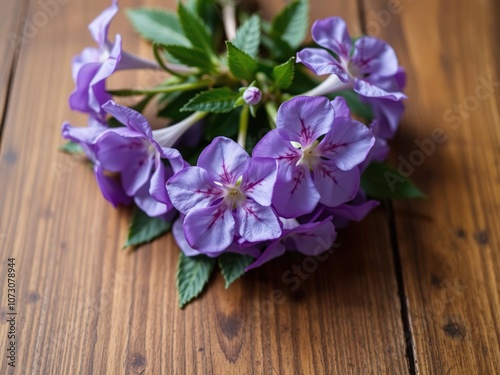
292;140;320;169
220;176;246;208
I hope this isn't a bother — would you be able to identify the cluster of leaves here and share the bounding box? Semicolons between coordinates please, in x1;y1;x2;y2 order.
62;0;424;307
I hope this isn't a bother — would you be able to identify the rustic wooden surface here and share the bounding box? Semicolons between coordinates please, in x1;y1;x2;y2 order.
0;0;498;374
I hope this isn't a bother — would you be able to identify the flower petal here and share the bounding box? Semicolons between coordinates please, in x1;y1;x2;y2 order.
134;182;168;217
296;48;349;81
276;96;335;146
245;241;286;271
94;163;131;207
148;159;172;208
166;166;222;214
94;130;147;172
69;62;108;116
273;166;321;218
236;201;282;243
286;219;337;256
120;153;154;196
354;79;407;101
241;157;277;207
102;100;152;137
351;36;398;78
329;199;379;222
184;204;235;253
313;161;360;207
318;117;375;171
330;96;351;118
197;137;249;184
88;0;118;47
311;17;352;59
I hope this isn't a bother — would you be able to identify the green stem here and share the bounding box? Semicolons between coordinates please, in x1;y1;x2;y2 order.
237;106;249;148
108;79;213;97
265;102;278;129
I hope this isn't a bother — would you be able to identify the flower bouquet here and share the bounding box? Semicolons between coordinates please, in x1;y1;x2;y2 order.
61;0;423;307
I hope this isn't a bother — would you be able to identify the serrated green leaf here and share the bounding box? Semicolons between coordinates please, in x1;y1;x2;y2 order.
333;90;373;121
226;41;257;82
177;253;216;308
126;8;190;46
124;208;172;248
232;15;261;58
261;34;295;61
272;57;295;89
59;140;83;154
178;2;214;55
181;88;240;113
161;45;214;73
270;0;309;49
218;253;254;288
361;162;427;200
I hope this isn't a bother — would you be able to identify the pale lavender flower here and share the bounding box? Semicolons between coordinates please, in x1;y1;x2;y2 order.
243;87;262;105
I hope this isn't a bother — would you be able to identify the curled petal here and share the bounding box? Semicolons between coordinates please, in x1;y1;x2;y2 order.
102;100;152;137
94;163;131;207
88;0;118;48
354;79;407;101
245;241;286;271
286;219;337;256
311;17;352;59
166;166;222;214
351;36;398;78
329;200;379;222
134;182;169;217
296;48;349;82
120;154;154;196
276;96;335;146
94;129;147;172
184;204;235;253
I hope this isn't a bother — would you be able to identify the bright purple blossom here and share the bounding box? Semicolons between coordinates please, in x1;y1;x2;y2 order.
245;218;337;270
253;96;375;218
297;17;406;101
69;0;158;118
167;137;282;254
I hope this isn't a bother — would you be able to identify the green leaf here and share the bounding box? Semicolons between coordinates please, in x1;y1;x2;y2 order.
181;88;240;113
261;34;295;61
333;90;373;121
232;15;261;58
177;253;216;308
161;45;214;73
204;109;240;140
59;140;83;154
226;41;257;82
270;0;309;49
272;57;295;89
177;2;214;55
218;253;254;288
124;208;172;248
361;162;427;200
126;8;190;46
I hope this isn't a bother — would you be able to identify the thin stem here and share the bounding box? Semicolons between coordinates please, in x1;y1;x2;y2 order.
153;43;198;76
265;102;278;129
108;79;213;97
237;106;249;148
222;2;237;40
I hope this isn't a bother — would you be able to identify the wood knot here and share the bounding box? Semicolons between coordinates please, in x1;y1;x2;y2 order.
25;291;41;304
127;353;146;373
474;231;489;245
443;322;466;340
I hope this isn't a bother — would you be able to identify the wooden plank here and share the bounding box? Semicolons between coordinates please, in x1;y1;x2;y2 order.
0;0;409;373
0;0;29;131
362;0;500;373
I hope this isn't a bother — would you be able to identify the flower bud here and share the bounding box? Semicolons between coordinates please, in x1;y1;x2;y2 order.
243;87;262;105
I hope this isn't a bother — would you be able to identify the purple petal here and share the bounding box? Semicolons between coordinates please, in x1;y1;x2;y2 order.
331;96;351;118
351;37;398;78
286;219;336;256
276;96;335;146
329;200;379;222
94;163;131;207
313;161;359;207
241;157;277;207
184;204;235;253
173;216;204;257
318;117;375;171
148;159;172;208
134;181;169;217
354;79;407;101
252;130;300;182
365;97;405;139
236;201;281;243
311;17;352;59
166;166;222;214
94;129;147;172
61;119;107;160
245;241;286;271
102;100;152;137
272;166;321;218
197;137;249;184
120;153;154;196
69;62;108;116
88;0;118;48
296;48;349;82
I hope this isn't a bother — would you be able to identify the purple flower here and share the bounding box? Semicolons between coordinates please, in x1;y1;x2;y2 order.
69;0;158;118
253;96;375;218
166;137;282;254
243;87;262;105
297;17;406;101
62;116;131;207
245;218;337;270
91;101;184;216
359;120;389;171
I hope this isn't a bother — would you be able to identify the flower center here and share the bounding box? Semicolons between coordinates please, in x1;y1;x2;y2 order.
221;176;246;209
293;140;320;169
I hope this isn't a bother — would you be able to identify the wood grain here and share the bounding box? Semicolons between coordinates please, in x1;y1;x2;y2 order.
0;0;29;130
0;0;411;373
363;0;500;373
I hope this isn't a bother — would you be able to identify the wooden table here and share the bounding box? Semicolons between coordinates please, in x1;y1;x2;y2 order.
0;0;499;373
